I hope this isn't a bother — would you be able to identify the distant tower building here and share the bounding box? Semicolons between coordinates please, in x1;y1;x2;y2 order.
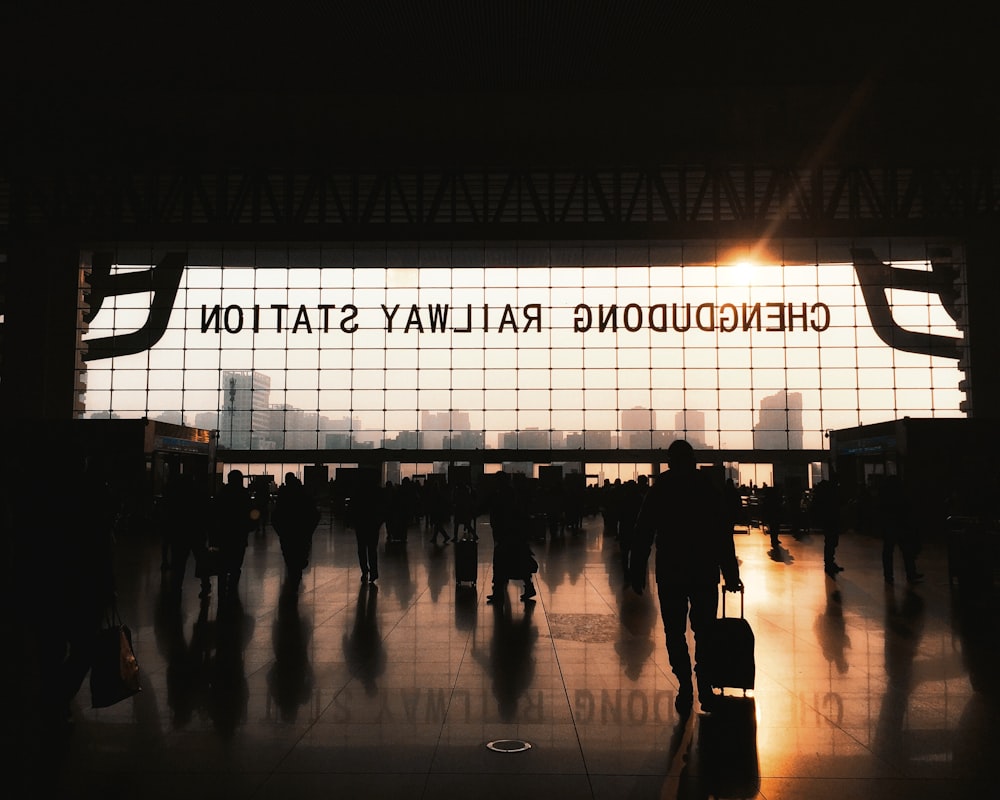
753;390;803;449
622;406;655;448
221;370;271;449
675;409;706;448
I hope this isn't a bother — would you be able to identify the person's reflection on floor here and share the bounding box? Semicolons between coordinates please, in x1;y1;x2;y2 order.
153;582;201;727
343;583;386;696
209;597;252;738
953;588;1000;790
616;585;657;681
425;542;449;603
814;587;851;677
267;592;314;722
657;712;699;800
477;600;538;722
874;587;925;766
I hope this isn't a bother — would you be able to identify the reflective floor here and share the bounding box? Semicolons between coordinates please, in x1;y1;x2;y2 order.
12;511;999;799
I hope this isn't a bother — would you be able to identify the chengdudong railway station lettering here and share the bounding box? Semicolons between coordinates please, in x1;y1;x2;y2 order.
199;300;832;336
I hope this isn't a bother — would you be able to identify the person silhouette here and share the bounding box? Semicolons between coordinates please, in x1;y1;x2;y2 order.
271;473;320;594
811;475;844;577
37;452;118;731
348;471;384;583
760;484;783;550
483;472;537;605
163;471;212;598
877;474;922;585
630;439;742;716
211;469;254;605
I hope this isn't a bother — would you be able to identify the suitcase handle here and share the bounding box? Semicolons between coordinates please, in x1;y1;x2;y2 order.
721;585;745;618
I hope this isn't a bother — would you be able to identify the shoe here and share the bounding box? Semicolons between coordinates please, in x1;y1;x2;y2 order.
361;571;368;582
521;584;537;601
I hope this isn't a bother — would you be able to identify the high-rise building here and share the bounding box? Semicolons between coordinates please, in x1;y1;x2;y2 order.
675;409;707;448
622;406;655;448
754;390;804;449
220;370;271;449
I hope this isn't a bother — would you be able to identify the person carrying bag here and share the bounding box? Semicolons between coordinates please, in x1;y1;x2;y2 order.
90;602;141;708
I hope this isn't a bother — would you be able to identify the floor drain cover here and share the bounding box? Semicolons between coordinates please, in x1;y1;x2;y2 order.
486;739;532;753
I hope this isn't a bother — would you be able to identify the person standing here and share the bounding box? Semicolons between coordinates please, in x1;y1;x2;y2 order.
877;474;922;585
272;473;321;593
212;469;254;605
630;439;742;716
760;484;784;550
451;482;477;541
811;475;844;577
349;471;385;583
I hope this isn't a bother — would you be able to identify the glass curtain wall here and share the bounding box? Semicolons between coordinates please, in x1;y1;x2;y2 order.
76;240;968;454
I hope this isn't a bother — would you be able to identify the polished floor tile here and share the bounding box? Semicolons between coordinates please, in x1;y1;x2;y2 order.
11;510;1000;799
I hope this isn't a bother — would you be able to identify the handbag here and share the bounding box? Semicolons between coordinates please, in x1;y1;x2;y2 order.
90;605;141;708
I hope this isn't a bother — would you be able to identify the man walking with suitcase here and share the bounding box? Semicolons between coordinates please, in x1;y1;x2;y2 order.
629;439;743;717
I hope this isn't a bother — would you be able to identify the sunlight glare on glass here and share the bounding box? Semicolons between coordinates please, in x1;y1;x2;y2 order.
720;258;760;287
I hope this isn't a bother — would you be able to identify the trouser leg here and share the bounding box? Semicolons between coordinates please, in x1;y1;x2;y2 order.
823;529;840;567
689;584;720;702
657;583;693;696
882;534;895;580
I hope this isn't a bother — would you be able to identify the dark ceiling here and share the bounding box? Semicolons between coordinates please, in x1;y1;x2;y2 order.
5;3;997;168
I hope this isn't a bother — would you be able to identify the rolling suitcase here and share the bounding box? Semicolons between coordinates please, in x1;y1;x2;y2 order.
703;587;755;696
454;535;478;587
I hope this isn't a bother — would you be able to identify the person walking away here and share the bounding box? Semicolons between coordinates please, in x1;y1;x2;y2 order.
212;469;255;605
250;475;272;535
484;472;537;604
272;473;321;593
617;476;648;587
877;474;923;585
630;439;742;716
163;471;212;598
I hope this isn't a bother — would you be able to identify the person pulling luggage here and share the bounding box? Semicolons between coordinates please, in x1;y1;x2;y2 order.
629;439;743;716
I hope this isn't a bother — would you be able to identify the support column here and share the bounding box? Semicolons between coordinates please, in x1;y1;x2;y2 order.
2;242;82;424
964;235;1000;420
